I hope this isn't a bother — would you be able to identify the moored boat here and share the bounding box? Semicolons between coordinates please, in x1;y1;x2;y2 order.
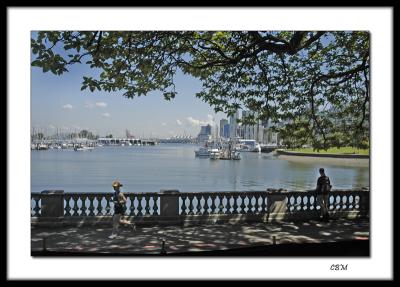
195;147;210;157
209;148;221;160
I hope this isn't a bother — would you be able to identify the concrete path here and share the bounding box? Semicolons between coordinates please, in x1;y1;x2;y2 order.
31;218;369;255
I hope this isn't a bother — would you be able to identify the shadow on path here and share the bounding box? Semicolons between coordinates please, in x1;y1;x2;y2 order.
31;218;369;256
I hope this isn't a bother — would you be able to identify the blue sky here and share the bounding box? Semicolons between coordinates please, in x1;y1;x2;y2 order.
31;35;226;138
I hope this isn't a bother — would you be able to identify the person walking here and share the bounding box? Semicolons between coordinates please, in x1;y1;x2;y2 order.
108;180;136;239
315;168;332;221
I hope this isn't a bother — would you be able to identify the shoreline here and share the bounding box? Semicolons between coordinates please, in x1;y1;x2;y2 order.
275;153;369;167
276;149;369;159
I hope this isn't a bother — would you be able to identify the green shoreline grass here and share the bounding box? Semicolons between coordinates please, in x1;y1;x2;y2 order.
285;147;369;155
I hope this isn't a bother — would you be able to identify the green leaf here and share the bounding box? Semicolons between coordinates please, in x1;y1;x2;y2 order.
31;60;41;67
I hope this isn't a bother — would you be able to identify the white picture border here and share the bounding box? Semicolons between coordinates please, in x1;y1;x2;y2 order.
7;7;393;280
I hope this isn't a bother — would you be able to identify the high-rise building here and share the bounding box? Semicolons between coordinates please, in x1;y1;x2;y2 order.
219;119;228;138
197;124;212;144
242;110;257;140
229;110;240;139
223;124;230;138
199;124;212;135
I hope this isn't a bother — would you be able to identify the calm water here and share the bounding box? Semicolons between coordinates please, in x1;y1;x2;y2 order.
31;144;369;193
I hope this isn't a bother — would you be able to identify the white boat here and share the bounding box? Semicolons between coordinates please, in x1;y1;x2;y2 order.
236;139;261;153
209;148;221;160
37;143;48;150
74;146;94;151
195;147;210;157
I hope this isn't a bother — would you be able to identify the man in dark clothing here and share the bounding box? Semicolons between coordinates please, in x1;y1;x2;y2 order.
316;168;332;221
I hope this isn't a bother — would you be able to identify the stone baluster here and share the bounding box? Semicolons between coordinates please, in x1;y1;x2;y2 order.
144;194;151;215
152;194;159;216
194;195;201;215
127;194;135;216
232;194;239;214
296;195;302;211
290;195;296;212
243;195;250;214
187;194;195;215
251;195;258;214
88;194;95;216
210;194;217;214
104;194;111;215
260;194;267;213
355;194;361;210
96;196;104;216
253;194;261;214
31;194;41;216
239;194;246;214
64;194;72;216
310;194;316;211
247;194;253;214
137;194;143;216
348;195;354;210
343;194;349;210
203;195;210;215
225;194;232;214
215;194;222;214
248;195;255;214
180;194;187;215
96;195;101;215
302;195;308;211
81;195;88;216
335;195;342;211
307;194;312;211
342;194;347;210
71;194;79;216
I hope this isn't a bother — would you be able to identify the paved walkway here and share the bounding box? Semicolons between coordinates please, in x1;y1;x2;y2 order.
31;219;369;255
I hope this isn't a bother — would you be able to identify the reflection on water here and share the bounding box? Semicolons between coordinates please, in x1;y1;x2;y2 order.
31;144;369;193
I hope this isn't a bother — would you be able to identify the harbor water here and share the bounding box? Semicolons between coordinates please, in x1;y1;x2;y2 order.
31;144;369;193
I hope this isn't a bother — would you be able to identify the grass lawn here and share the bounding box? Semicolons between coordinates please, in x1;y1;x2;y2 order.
286;147;369;155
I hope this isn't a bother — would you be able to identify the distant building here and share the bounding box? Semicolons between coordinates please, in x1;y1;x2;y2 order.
242;110;258;140
219;119;228;138
213;124;219;139
197;124;212;144
200;124;212;135
261;119;281;146
223;123;230;138
229;110;240;139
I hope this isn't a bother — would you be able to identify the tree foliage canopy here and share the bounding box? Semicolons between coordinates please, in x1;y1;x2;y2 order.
31;31;370;149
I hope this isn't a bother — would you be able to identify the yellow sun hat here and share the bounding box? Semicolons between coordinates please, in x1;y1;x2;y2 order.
112;181;123;188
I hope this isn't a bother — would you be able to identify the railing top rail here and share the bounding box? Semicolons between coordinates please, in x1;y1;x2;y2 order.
31;188;369;196
63;192;161;195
